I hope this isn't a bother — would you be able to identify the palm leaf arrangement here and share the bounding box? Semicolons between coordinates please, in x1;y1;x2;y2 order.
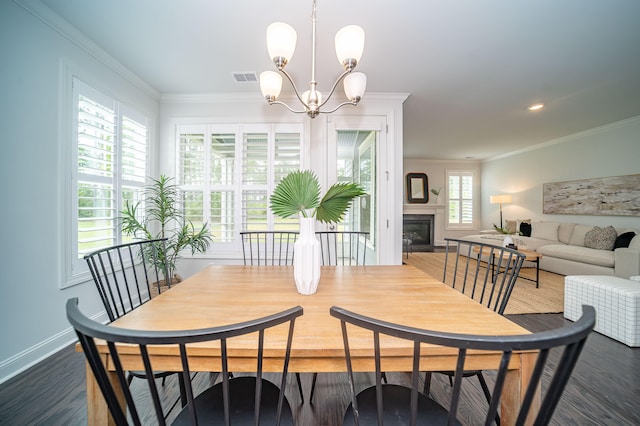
269;170;366;224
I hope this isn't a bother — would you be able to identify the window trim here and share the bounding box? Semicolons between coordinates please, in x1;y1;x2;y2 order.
445;169;476;230
176;122;304;255
62;70;152;288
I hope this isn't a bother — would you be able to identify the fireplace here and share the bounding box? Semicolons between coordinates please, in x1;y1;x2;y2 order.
403;214;434;251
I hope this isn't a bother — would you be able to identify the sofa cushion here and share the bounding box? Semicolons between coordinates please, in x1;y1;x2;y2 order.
569;224;595;247
531;221;560;241
558;223;576;244
537;244;615;267
584;225;617;250
614;231;637;250
505;219;517;234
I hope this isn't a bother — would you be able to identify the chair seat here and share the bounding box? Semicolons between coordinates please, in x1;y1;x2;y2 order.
343;384;460;426
173;376;294;425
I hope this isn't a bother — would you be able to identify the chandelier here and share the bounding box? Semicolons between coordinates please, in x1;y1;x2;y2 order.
259;0;367;118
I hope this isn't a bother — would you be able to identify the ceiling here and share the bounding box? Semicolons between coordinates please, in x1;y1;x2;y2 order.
39;0;640;160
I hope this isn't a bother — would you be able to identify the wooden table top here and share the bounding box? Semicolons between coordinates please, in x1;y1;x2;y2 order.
110;264;530;372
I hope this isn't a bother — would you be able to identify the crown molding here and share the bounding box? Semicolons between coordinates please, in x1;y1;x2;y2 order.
14;0;160;100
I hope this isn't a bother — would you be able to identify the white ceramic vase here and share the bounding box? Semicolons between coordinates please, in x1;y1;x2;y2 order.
293;215;321;295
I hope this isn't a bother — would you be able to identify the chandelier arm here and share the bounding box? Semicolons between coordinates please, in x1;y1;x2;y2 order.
268;100;308;114
318;69;351;109
319;98;360;115
278;67;311;110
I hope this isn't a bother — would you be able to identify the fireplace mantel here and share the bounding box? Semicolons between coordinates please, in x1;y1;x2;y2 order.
403;204;446;246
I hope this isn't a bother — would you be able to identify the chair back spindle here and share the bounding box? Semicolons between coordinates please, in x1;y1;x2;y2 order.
331;304;595;426
240;231;298;265
67;298;302;425
316;231;369;266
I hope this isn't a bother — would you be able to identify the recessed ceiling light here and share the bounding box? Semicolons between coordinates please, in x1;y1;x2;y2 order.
528;103;544;111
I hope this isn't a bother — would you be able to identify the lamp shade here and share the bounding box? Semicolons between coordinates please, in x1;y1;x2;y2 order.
344;72;367;100
490;194;512;204
260;71;283;99
335;25;365;64
266;22;297;62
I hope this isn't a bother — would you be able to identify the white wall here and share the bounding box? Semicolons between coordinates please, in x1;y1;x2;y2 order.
159;93;408;274
0;1;160;383
482;116;640;230
403;159;482;241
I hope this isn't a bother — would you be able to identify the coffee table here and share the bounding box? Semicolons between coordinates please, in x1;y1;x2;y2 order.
475;246;543;288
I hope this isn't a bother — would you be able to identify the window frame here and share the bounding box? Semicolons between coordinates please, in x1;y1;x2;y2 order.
176;122;304;254
446;169;476;230
63;76;150;288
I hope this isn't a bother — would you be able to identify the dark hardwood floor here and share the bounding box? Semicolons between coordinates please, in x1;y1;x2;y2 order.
1;313;638;425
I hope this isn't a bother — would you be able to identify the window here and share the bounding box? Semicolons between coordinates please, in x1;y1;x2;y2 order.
177;123;302;250
71;78;148;278
447;170;474;228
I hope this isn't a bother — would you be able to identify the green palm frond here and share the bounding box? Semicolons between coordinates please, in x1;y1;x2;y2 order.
270;170;365;223
270;170;321;218
315;182;366;224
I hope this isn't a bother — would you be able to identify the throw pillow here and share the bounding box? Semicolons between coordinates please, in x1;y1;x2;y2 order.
541;222;560;241
630;235;640;249
569;225;595;247
558;223;576;244
614;231;637;250
520;222;532;237
505;220;517;234
584;225;617;250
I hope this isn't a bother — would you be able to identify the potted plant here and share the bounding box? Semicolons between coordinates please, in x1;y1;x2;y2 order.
431;187;441;203
269;170;365;294
120;175;212;289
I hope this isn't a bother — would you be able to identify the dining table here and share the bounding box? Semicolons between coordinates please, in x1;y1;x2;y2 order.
83;264;539;425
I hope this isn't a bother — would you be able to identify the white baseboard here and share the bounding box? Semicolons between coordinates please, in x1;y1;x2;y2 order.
0;311;108;384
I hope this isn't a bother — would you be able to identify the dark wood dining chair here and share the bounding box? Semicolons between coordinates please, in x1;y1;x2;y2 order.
240;231;298;265
84;238;171;322
441;237;526;315
316;231;369;266
67;297;303;425
84;239;181;398
331;304;595;426
424;237;527;423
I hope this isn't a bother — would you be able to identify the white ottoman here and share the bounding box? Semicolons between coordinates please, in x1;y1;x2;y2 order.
564;275;640;347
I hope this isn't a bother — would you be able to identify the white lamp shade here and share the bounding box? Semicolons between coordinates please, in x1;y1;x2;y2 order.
266;22;297;61
344;72;367;100
335;25;365;64
260;71;283;99
302;89;322;105
490;194;512;204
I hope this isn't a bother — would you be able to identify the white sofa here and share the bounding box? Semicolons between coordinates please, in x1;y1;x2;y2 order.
462;221;640;278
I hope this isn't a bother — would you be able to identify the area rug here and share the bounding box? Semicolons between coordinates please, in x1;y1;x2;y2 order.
403;252;565;314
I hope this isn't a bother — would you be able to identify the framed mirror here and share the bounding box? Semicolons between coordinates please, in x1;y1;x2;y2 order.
406;173;428;203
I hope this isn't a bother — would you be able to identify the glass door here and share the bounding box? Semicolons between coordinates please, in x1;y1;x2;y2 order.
327;117;386;264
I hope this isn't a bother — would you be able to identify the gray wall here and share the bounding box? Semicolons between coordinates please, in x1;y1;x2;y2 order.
0;1;160;383
482;117;640;230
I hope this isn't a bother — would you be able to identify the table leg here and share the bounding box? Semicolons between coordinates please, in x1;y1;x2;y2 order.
535;259;540;288
501;351;540;425
86;357;123;426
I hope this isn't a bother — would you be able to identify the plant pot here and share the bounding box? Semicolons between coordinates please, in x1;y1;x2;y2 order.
293;215;321;295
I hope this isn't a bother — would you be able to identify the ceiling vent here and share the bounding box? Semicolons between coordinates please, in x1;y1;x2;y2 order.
232;72;258;83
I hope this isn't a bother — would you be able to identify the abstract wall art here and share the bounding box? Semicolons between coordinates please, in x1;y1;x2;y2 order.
543;174;640;216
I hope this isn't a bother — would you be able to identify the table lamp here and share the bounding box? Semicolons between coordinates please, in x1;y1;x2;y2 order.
490;194;512;229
